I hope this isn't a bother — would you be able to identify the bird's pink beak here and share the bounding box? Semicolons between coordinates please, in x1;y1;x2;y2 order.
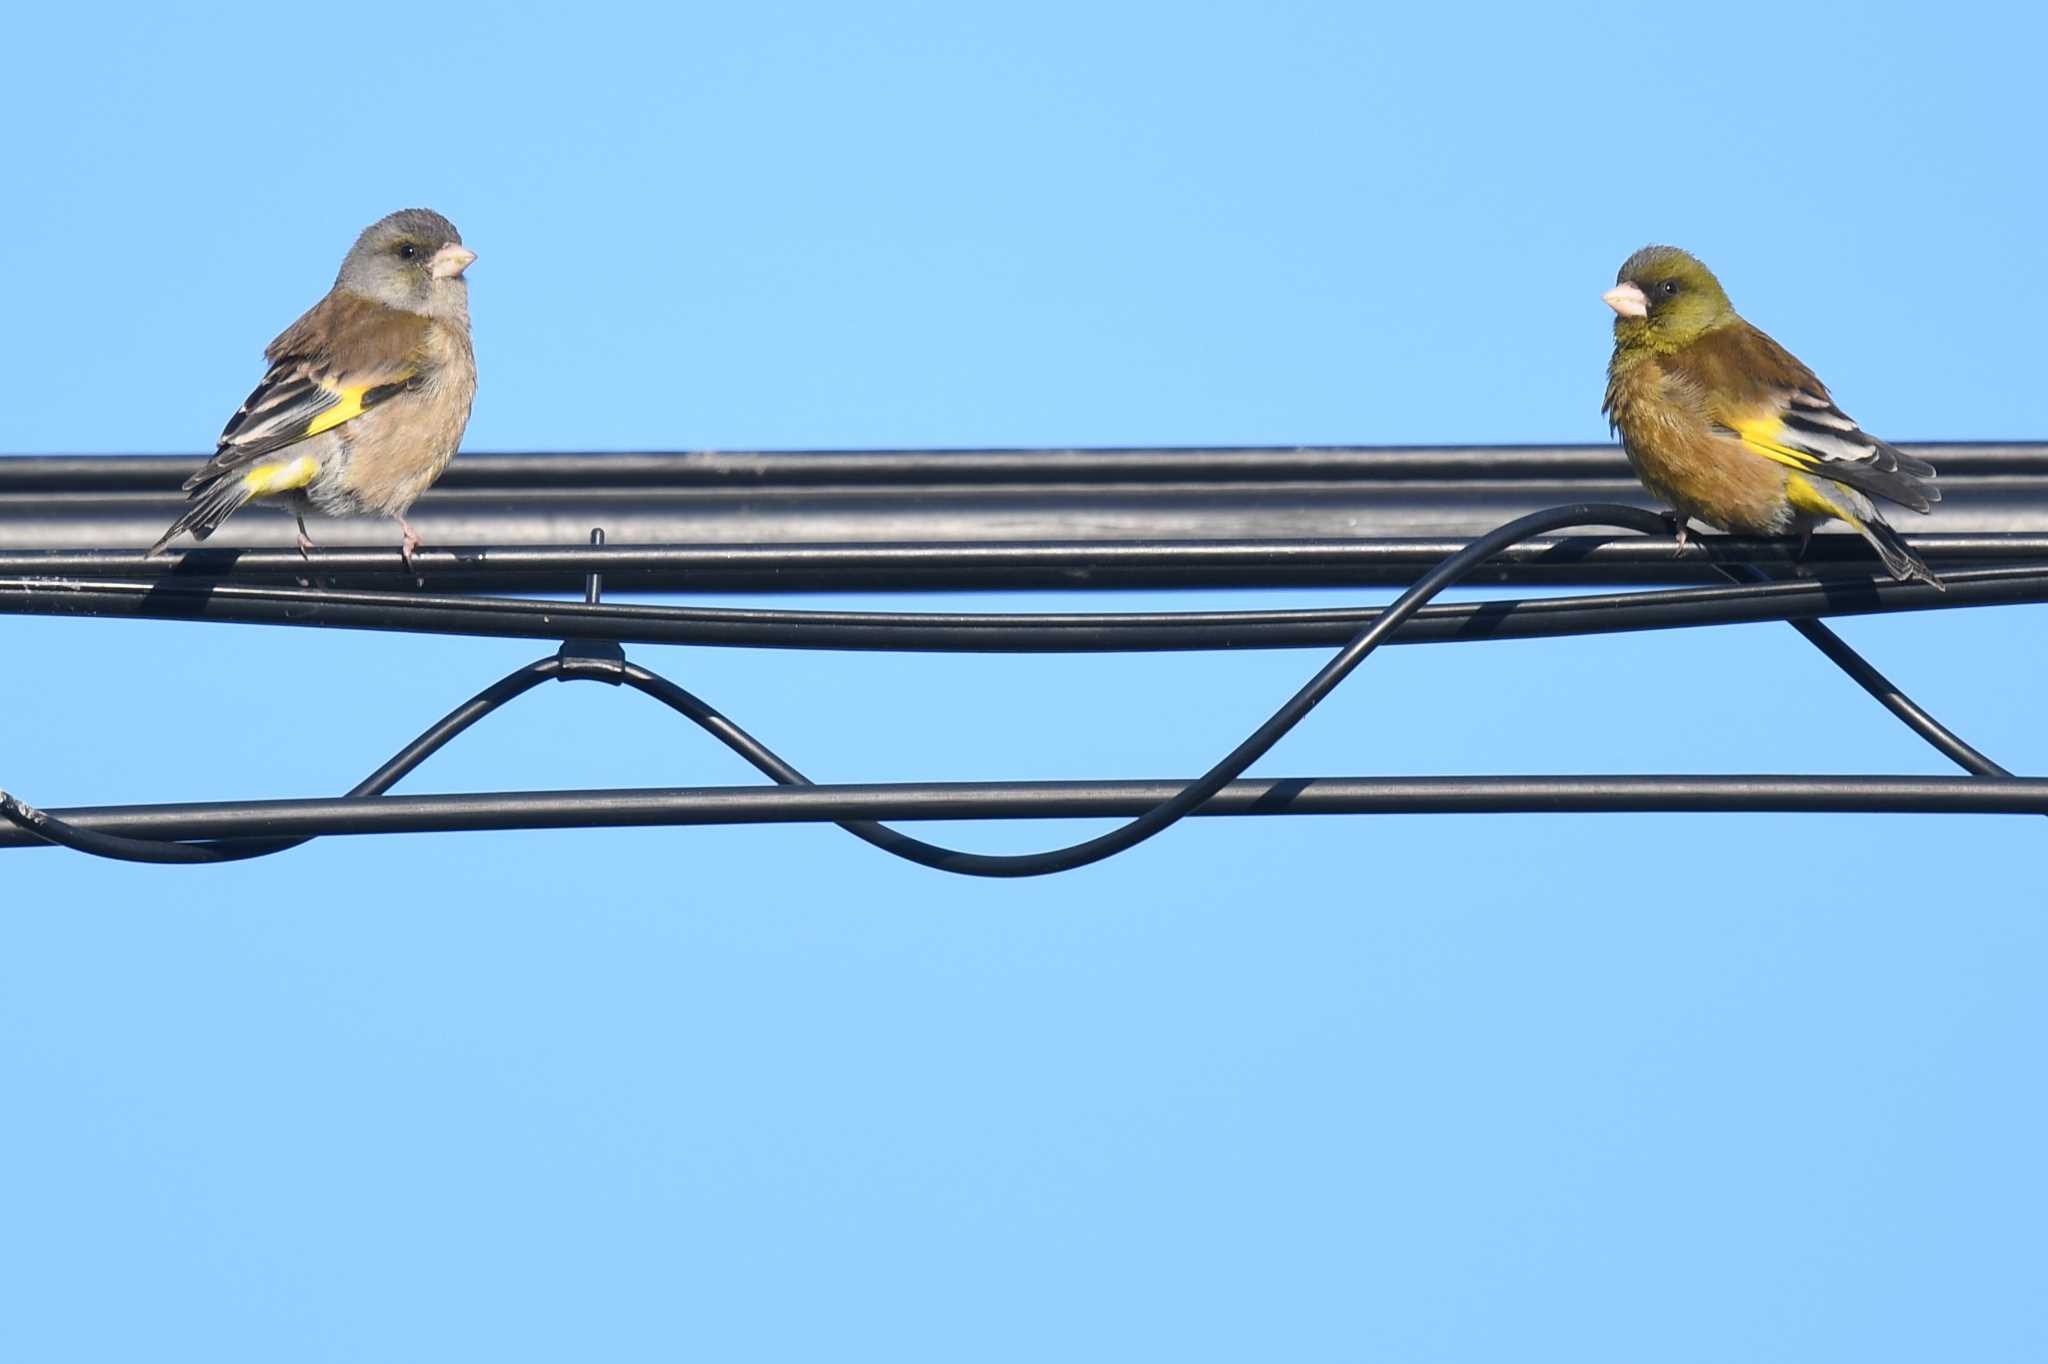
430;244;477;280
1603;281;1648;318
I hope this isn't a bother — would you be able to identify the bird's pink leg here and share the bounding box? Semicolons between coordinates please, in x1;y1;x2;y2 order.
396;515;422;570
1665;511;1691;556
295;516;316;559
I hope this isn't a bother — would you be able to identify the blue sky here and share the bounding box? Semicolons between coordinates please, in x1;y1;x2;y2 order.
4;2;2046;1359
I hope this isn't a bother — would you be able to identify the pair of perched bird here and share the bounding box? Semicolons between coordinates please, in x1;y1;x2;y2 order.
150;215;1940;586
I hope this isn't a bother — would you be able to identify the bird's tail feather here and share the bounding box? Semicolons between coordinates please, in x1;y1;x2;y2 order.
1852;513;1943;591
1786;472;1942;591
147;477;256;556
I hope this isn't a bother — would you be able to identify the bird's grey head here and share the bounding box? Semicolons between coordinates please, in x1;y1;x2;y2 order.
334;209;475;320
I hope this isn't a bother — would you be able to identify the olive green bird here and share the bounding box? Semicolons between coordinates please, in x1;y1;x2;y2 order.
1601;244;1940;586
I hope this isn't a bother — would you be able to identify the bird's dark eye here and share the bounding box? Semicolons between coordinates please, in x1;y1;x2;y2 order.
1660;279;1681;296
398;243;418;260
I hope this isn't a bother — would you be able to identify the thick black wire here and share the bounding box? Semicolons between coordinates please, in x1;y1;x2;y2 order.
13;775;2048;849
6;531;2045;591
9;563;2048;654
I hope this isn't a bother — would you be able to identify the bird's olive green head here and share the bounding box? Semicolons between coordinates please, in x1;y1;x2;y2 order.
334;209;476;319
1603;245;1734;352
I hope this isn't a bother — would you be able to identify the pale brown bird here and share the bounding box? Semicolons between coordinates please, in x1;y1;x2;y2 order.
1601;244;1939;586
150;209;477;567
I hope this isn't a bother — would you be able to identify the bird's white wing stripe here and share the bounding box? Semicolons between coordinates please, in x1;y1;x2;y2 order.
1786;388;1862;431
1796;407;1858;432
1778;416;1881;463
217;370;340;452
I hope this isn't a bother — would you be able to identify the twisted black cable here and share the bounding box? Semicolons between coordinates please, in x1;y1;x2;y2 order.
1;503;2031;868
3;504;1661;866
0;789;234;865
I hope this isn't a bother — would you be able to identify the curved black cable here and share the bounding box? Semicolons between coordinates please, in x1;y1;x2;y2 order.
1710;561;2012;778
1783;620;2008;776
625;504;1676;876
0;789;237;864
0;660;567;864
607;510;2028;874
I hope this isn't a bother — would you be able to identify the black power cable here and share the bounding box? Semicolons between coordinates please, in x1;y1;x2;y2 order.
4;565;2045;655
10;777;2048;851
7;443;2048;593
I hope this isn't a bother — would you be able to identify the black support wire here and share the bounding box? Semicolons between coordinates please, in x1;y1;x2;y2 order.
4;492;2041;873
12;780;2048;852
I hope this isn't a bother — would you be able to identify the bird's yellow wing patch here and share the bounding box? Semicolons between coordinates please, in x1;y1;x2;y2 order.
1731;415;1827;472
302;381;376;438
215;362;415;467
241;454;322;497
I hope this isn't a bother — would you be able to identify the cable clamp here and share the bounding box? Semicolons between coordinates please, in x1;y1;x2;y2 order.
556;527;626;683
